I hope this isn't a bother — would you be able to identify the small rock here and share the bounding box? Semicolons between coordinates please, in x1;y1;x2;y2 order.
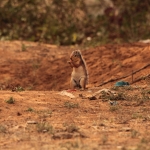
43;129;48;133
17;112;22;116
79;131;88;138
27;120;38;124
79;94;83;97
52;132;73;139
109;101;117;105
79;94;87;99
88;96;97;100
59;91;75;99
119;127;132;132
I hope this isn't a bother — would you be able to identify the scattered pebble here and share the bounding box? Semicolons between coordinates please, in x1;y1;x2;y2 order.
17;112;22;116
119;127;132;132
109;101;117;105
27;121;38;124
88;96;97;100
52;132;73;139
59;91;75;99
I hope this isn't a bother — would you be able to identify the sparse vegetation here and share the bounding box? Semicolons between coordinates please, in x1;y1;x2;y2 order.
109;105;120;112
145;77;150;85
101;90;127;101
21;43;27;52
32;60;41;70
36;110;52;119
111;86;133;91
123;86;134;91
111;86;120;91
101;134;108;145
0;125;7;133
36;122;53;134
113;92;127;100
26;107;34;112
64;101;79;109
60;141;80;150
5;97;15;104
131;129;139;138
141;90;150;101
1;86;150;149
36;110;52;115
141;138;149;144
0;39;149;149
66;124;79;133
13;86;25;92
132;113;143;119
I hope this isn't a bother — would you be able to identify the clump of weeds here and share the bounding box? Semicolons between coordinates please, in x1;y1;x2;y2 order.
64;101;79;109
0;125;7;133
36;122;53;134
109;105;120;112
5;97;15;104
26;107;34;112
60;141;80;149
12;86;25;92
131;113;143;119
65;124;79;133
131;129;139;138
141;90;150;101
101;134;108;145
36;110;52;119
101;91;127;101
21;43;27;52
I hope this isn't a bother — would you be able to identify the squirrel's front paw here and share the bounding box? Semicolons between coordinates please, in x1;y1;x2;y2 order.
67;61;71;64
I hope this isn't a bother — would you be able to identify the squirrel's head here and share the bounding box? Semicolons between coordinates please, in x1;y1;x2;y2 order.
70;50;82;61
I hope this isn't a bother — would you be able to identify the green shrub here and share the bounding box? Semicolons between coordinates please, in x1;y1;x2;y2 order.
0;0;150;45
5;97;15;104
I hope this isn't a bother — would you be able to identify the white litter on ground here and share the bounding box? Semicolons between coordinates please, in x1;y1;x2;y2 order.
59;91;75;99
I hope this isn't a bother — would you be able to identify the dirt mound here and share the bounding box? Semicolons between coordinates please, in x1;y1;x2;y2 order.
0;41;149;90
0;41;150;150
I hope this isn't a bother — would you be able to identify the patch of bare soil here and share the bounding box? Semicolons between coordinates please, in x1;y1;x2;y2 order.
0;41;150;150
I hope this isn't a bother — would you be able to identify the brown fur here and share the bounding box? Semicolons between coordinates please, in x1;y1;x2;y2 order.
68;50;88;90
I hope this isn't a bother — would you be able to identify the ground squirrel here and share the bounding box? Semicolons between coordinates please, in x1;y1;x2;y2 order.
68;50;88;90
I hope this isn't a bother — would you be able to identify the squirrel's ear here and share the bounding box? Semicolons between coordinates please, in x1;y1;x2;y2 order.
77;50;81;53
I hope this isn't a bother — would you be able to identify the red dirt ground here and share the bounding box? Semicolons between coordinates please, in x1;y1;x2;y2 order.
0;41;150;150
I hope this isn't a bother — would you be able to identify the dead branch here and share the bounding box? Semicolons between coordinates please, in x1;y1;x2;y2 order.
98;63;150;86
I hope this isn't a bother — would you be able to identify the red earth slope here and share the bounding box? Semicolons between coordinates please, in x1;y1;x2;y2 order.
0;41;149;90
